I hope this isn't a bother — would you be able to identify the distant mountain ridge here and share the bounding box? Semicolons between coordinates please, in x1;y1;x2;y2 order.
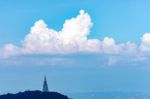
0;90;69;99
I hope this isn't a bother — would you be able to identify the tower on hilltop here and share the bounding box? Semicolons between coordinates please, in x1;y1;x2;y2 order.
42;76;49;92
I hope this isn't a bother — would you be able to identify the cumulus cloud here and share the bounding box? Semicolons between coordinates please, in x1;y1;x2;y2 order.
0;10;97;57
1;44;21;58
22;10;100;54
140;33;150;53
101;37;123;54
1;10;150;59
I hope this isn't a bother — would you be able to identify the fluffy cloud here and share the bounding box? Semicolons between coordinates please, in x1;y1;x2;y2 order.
140;33;150;53
1;44;21;57
0;10;98;57
22;10;100;54
1;10;150;58
101;37;123;54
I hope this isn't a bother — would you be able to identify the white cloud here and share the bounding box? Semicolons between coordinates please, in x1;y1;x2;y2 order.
1;10;150;59
22;10;100;54
101;37;123;54
1;44;20;58
140;33;150;53
124;42;138;53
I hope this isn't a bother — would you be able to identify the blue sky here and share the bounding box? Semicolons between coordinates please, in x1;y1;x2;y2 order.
1;0;150;45
0;0;150;94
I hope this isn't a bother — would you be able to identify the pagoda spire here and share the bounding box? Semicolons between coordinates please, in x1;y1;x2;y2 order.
42;76;49;92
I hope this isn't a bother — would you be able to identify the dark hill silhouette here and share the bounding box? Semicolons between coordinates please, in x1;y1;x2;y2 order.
0;90;69;99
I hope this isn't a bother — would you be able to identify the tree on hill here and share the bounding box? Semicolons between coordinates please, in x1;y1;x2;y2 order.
0;90;70;99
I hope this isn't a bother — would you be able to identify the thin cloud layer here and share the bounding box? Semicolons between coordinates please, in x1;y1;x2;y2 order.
1;10;150;58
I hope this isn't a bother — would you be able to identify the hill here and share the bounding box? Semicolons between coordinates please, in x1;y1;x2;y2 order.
0;90;69;99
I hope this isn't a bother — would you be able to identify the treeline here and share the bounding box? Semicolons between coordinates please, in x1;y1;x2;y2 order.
0;90;69;99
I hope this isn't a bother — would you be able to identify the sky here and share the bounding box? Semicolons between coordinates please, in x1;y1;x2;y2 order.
1;0;150;94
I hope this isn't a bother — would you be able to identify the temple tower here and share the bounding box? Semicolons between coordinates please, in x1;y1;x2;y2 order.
42;76;49;92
